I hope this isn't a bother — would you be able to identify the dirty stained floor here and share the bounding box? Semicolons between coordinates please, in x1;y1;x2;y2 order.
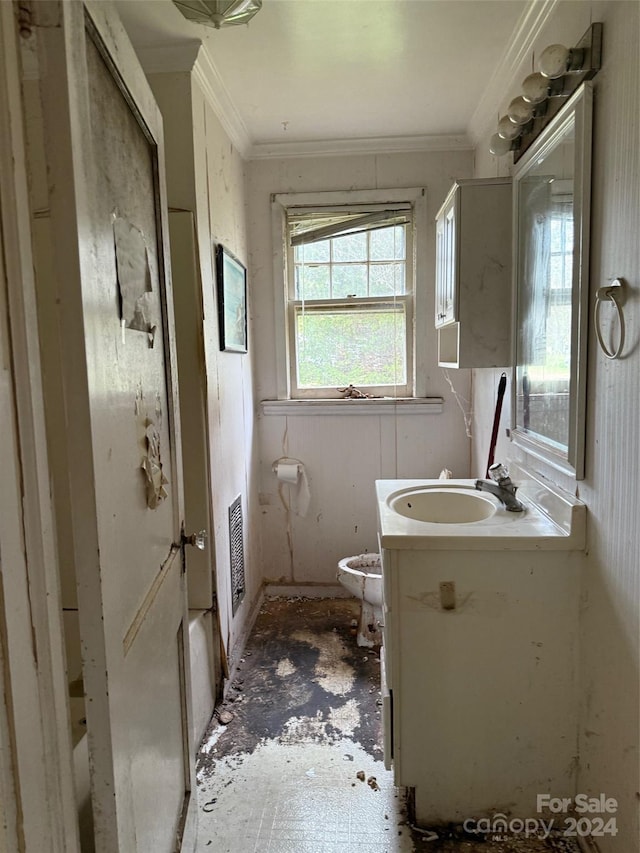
196;598;580;853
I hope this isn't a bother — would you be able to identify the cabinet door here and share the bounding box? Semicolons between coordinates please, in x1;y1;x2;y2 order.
435;195;457;327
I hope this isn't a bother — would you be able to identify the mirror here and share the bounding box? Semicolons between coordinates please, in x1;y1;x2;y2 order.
512;82;593;479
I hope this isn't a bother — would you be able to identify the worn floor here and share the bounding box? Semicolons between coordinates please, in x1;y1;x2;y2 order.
195;598;580;853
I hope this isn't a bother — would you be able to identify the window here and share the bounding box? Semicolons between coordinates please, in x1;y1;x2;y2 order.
272;188;427;401
290;206;412;396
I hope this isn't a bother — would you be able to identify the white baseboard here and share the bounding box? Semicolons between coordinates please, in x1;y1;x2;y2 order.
264;583;351;599
223;586;266;694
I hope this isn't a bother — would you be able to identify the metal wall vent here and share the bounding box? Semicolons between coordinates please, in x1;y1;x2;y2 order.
228;495;245;615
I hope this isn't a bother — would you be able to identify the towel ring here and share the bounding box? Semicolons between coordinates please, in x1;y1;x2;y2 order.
594;278;626;359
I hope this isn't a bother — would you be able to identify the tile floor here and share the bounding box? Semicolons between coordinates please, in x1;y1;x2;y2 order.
197;739;413;852
195;598;580;853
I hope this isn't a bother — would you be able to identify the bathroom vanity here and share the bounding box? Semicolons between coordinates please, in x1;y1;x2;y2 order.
376;474;586;825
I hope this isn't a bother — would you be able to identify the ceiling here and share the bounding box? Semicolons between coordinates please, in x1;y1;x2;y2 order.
114;0;545;158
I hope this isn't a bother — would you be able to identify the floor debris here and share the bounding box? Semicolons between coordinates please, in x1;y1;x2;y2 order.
195;598;581;853
215;709;234;725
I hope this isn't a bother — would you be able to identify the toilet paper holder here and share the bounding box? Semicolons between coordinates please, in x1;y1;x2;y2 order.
272;457;303;482
272;457;311;516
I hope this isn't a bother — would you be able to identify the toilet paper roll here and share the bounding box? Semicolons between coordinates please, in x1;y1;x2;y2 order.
275;461;300;484
273;457;311;517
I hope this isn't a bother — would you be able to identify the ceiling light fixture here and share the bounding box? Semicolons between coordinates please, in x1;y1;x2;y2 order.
521;72;550;105
497;115;521;140
506;96;535;126
539;43;585;79
489;22;602;161
173;0;262;29
489;133;514;157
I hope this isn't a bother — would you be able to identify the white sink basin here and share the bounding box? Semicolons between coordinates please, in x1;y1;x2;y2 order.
388;486;497;524
376;477;586;551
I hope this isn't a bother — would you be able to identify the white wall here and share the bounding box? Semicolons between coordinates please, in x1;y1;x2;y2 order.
194;77;263;656
246;150;475;584
148;68;262;664
472;3;639;848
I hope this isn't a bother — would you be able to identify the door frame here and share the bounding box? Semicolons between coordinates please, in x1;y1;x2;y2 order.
0;3;80;850
29;0;197;849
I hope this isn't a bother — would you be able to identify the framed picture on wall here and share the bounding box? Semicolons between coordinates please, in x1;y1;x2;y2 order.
215;243;247;353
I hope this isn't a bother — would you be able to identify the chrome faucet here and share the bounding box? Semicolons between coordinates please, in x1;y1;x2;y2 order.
475;463;525;512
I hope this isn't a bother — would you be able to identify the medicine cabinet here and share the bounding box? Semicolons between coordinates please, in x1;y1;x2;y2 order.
435;177;512;368
511;83;592;479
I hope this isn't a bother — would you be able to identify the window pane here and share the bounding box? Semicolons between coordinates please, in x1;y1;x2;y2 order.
547;304;572;372
332;232;367;262
332;263;368;297
295;240;330;264
549;255;563;289
370;225;405;261
296;306;406;388
550;219;563;254
295;264;330;299
369;263;405;296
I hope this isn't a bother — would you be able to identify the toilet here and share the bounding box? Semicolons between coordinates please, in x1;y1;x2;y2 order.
337;553;383;648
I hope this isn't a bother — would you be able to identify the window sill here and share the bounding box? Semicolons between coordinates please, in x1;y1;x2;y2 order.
260;397;444;416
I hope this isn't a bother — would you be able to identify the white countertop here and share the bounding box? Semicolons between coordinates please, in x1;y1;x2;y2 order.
376;478;586;551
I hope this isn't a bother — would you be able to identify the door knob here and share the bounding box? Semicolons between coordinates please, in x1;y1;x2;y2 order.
182;529;207;550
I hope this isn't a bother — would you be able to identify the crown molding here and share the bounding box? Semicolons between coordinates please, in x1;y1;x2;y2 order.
468;0;560;146
134;41;201;74
247;133;473;161
190;44;252;157
135;41;252;158
134;42;471;161
134;2;557;164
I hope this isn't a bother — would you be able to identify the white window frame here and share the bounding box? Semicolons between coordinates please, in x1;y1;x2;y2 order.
271;187;428;401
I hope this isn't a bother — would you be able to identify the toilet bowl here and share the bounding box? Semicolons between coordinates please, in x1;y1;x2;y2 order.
337;554;383;648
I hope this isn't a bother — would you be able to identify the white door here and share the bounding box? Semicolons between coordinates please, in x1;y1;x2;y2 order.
30;2;196;850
